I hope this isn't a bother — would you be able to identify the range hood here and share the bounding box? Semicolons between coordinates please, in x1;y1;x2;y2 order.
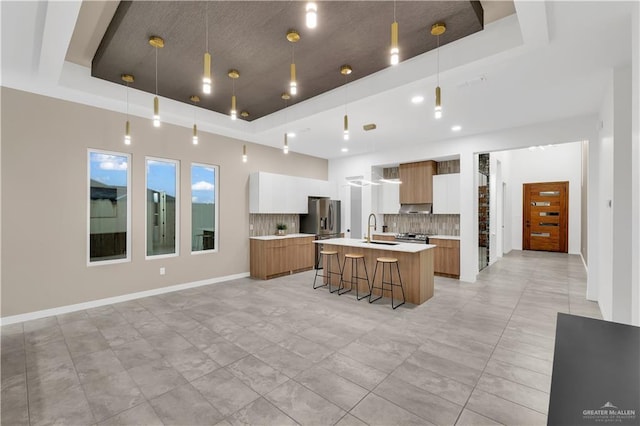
399;203;432;214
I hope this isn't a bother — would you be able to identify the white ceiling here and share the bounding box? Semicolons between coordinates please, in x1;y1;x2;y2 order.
0;1;634;160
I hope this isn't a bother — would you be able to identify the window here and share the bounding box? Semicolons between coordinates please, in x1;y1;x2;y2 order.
191;163;218;253
146;157;179;257
88;150;131;264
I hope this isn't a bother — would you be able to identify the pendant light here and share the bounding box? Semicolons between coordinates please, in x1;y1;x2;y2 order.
281;92;290;154
242;144;248;163
286;30;300;96
190;95;200;145
306;2;317;29
228;69;239;120
390;1;399;65
121;74;134;145
341;65;352;141
431;23;446;120
202;3;212;94
149;36;164;127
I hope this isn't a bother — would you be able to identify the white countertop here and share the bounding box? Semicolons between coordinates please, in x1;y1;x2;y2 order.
315;238;435;253
250;233;315;240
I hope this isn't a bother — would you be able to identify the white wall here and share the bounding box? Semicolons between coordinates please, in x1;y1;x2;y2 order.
329;115;597;283
633;1;640;326
502;142;583;255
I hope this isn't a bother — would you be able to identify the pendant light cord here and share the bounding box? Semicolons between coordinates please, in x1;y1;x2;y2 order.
205;3;209;52
393;0;396;22
436;34;440;86
155;47;158;95
125;82;129;118
344;73;348;114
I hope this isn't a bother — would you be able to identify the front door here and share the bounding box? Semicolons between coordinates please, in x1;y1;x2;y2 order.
522;181;568;253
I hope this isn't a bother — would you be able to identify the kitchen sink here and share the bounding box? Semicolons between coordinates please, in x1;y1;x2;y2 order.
362;240;399;246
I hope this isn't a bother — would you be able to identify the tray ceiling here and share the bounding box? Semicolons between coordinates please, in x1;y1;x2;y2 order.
91;1;483;121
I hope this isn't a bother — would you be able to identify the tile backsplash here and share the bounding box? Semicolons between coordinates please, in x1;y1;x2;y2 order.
249;214;300;236
383;214;460;235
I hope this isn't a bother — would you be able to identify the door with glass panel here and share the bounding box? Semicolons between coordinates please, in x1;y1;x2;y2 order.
522;181;568;253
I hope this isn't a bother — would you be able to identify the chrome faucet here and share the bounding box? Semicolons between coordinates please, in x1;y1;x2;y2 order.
366;213;377;243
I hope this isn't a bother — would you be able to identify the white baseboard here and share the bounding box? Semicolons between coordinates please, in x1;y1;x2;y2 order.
580;252;588;272
0;272;251;326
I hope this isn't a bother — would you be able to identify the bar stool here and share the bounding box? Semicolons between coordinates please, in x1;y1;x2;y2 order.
369;257;405;309
313;250;343;292
338;253;371;300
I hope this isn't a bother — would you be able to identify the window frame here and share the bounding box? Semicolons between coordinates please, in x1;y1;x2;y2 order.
87;149;132;266
190;162;220;255
145;156;180;260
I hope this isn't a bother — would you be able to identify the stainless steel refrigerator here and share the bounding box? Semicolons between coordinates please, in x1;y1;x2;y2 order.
300;197;341;267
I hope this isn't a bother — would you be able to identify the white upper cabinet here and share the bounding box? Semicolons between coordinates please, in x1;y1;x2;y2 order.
377;183;400;214
432;173;461;214
249;172;337;213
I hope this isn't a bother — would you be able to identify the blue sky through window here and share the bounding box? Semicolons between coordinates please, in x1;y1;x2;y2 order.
90;152;128;187
191;165;216;204
147;159;177;197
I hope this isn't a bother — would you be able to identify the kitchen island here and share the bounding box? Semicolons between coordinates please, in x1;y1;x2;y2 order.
314;238;435;305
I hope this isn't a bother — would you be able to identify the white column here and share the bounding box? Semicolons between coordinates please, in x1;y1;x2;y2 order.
459;151;478;282
631;1;640;326
612;65;633;324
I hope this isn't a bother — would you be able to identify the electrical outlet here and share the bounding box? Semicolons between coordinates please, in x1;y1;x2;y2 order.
160;267;165;275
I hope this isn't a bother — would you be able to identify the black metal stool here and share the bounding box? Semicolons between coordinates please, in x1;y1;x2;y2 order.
313;250;343;292
338;253;371;300
369;257;405;309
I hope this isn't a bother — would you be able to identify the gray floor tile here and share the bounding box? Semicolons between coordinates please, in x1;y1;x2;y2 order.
278;334;334;363
484;358;551;393
75;348;126;383
144;329;194;356
254;344;315;378
265;380;346;426
335;413;368;426
455;408;503;425
178;324;224;349
112;338;163;369
127;358;187;399
25;339;73;375
247;321;297;344
82;370;145;422
317;352;388;391
25;324;64;348
99;324;143;347
149;382;224;425
466;388;547;426
228;397;298;426
392;360;474;406
338;341;405;374
406;348;483;386
227;354;290;394
489;346;553;375
66;330;110;358
476;373;549;414
374;375;463;425
203;339;250;366
29;383;95;426
164;345;221;381
350;393;435;426
224;329;275;353
191;368;260;416
1;348;26;383
296;365;368;411
97;402;163;426
59;318;100;339
1;375;29;425
27;359;79;395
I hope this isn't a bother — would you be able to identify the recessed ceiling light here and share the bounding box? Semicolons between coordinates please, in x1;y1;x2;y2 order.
451;125;462;132
411;95;424;104
341;147;348;152
287;132;296;137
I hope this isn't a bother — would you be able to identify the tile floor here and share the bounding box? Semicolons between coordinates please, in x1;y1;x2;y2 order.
1;250;601;425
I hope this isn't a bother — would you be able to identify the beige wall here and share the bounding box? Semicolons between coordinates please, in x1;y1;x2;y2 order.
1;88;328;317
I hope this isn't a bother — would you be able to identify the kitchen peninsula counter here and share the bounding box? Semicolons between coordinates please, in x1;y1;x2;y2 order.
315;238;435;305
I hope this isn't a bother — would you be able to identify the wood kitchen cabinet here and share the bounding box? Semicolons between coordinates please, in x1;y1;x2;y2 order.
372;234;397;242
250;235;315;279
399;161;437;204
430;238;460;278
